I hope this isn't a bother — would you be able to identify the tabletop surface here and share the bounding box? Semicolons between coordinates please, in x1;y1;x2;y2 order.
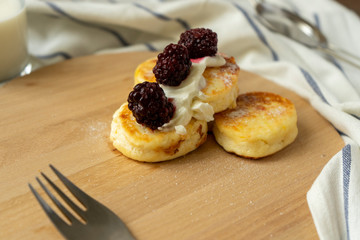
0;52;344;239
337;0;360;15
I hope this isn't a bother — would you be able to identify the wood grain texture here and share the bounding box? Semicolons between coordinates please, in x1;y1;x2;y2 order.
0;52;343;240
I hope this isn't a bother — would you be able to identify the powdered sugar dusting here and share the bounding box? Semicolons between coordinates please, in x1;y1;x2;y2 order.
223;74;233;87
267;105;286;117
86;120;108;139
228;108;249;118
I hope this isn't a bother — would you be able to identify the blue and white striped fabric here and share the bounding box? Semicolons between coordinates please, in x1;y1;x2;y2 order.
25;0;360;239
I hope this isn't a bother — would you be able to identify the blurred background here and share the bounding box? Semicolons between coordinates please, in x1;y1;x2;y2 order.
337;0;360;15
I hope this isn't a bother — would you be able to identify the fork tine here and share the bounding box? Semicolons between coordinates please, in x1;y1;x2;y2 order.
28;183;69;230
41;172;87;220
38;174;83;225
49;165;92;207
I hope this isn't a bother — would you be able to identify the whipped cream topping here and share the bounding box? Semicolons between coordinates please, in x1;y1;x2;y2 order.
159;54;226;134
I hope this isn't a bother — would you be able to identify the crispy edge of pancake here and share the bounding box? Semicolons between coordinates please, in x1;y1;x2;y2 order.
213;92;298;159
110;103;208;162
134;57;157;84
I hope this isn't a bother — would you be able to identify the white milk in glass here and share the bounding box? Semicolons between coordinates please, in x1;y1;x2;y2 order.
0;0;28;81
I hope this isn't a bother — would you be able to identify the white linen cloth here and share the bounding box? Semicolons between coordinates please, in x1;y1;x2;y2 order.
24;0;360;239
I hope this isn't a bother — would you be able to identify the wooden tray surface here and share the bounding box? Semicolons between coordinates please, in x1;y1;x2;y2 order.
0;52;343;239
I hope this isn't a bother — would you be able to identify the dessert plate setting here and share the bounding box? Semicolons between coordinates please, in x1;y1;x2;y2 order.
0;51;344;239
1;0;360;239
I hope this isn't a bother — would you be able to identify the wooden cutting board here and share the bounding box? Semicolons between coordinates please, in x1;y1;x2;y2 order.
0;52;343;240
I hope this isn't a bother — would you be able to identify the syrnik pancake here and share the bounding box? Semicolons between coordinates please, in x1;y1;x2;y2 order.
110;103;208;162
134;55;240;113
213;92;298;159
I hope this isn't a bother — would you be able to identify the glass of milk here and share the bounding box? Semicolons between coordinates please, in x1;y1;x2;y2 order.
0;0;30;83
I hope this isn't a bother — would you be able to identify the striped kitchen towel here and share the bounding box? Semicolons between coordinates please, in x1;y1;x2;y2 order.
25;0;360;239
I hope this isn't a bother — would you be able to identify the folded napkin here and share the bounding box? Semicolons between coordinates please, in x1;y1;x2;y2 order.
25;0;360;239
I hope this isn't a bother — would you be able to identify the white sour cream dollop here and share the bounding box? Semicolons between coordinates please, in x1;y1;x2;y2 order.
159;54;226;134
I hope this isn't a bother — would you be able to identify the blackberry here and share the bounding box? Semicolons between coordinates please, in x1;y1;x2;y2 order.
153;43;192;86
127;82;175;130
178;28;218;59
